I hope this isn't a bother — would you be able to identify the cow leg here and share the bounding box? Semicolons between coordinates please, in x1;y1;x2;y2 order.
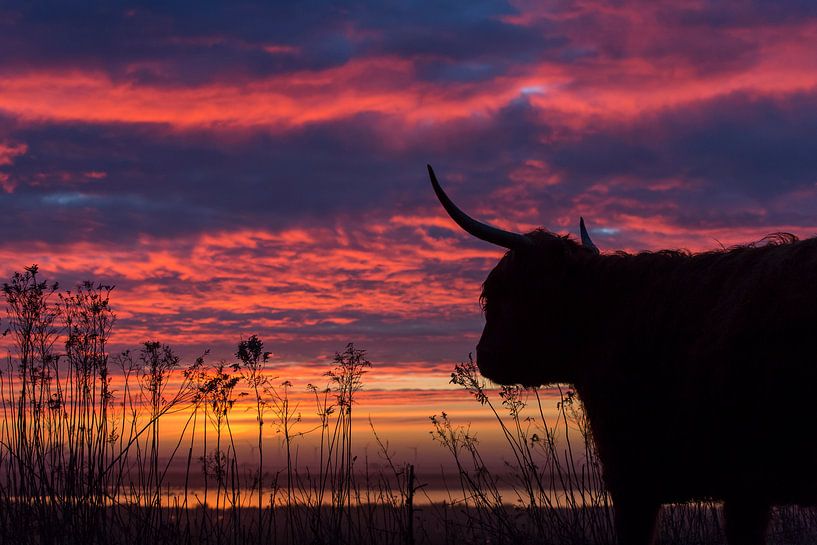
612;495;660;545
723;499;770;545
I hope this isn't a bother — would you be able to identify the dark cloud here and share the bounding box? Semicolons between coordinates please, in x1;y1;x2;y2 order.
657;0;817;28
540;91;817;229
4;0;812;92
0;2;354;84
0;1;542;86
5;86;817;243
2;114;428;242
115;305;481;363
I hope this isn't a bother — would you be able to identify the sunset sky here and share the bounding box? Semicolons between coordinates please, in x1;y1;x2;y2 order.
2;2;817;458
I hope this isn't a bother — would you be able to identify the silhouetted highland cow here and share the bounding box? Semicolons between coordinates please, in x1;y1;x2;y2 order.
428;165;817;545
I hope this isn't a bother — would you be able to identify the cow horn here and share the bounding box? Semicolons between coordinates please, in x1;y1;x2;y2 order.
579;217;599;254
428;165;533;250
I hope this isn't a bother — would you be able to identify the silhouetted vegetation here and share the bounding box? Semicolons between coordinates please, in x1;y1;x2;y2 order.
1;266;817;544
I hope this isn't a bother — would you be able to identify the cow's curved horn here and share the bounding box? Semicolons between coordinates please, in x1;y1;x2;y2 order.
579;217;599;254
428;165;533;250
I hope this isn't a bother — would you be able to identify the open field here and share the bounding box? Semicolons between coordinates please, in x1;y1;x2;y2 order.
5;492;817;544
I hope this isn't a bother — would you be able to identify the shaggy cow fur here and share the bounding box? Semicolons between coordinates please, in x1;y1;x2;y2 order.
476;230;817;545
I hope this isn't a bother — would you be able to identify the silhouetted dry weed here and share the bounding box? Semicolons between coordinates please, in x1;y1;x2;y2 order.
0;266;815;545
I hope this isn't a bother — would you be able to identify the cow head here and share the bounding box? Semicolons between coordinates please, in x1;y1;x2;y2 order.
428;165;599;387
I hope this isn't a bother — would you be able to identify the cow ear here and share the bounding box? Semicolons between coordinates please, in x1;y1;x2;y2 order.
579;217;599;254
